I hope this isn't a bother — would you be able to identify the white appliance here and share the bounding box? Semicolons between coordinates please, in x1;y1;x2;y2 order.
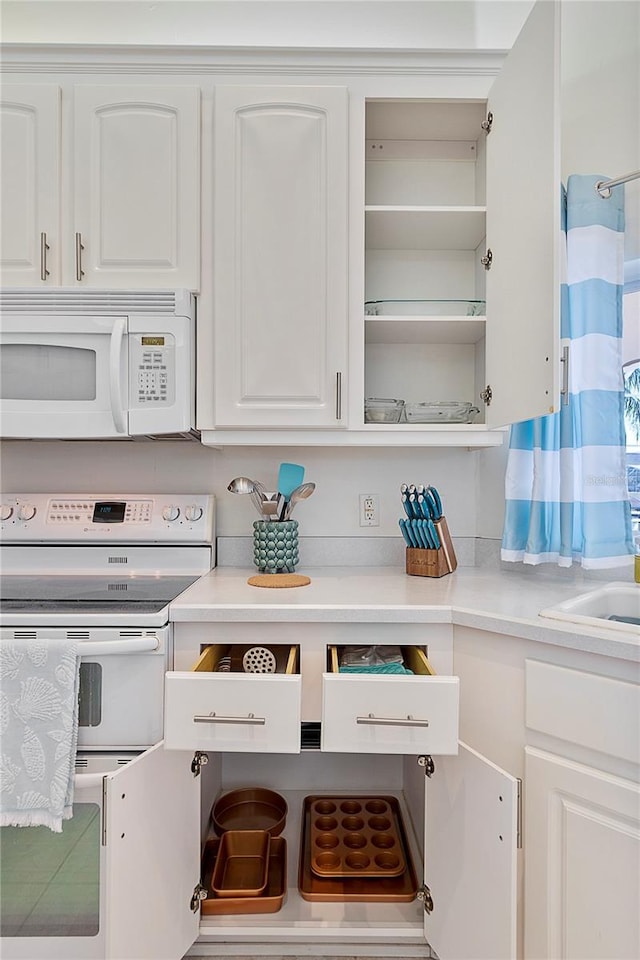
0;289;196;439
0;492;214;958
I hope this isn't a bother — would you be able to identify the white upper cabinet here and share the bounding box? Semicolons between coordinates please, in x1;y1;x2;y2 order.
73;85;200;290
0;85;61;286
485;0;561;426
0;83;200;290
211;85;349;428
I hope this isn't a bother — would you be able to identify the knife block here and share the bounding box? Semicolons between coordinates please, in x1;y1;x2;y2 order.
405;516;457;578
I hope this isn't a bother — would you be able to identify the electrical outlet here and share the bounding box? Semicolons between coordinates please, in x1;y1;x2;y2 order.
359;494;379;527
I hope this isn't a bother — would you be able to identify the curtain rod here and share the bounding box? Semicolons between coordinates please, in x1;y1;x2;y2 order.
595;169;640;198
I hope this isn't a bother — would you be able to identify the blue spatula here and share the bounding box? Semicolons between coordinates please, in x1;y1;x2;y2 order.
277;462;305;500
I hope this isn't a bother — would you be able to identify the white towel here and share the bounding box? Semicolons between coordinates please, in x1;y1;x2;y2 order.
0;637;80;833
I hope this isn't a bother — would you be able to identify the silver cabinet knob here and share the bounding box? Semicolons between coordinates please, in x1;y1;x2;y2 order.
162;505;180;522
0;505;13;521
18;503;36;521
185;504;203;522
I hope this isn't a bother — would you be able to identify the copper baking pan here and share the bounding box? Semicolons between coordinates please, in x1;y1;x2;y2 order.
309;796;406;878
211;829;270;897
298;795;418;902
201;836;287;915
212;787;287;837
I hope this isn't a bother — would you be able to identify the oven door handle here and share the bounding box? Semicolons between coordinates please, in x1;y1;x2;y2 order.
78;636;160;656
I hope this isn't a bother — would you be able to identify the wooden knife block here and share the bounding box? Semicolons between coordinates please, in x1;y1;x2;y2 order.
405;516;457;578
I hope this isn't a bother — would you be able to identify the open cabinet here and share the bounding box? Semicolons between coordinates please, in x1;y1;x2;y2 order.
361;0;560;437
104;742;518;959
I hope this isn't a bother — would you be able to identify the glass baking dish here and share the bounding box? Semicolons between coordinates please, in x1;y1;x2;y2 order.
365;300;486;317
404;401;480;423
364;398;405;423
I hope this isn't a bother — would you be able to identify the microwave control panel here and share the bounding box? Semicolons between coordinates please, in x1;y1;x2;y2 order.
129;334;176;407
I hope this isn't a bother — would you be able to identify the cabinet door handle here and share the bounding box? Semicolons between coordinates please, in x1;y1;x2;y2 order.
75;231;85;281
40;232;50;280
560;344;570;405
356;714;429;728
335;371;342;420
193;712;266;725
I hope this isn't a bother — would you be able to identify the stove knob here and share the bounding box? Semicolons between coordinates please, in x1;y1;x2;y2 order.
162;504;180;522
0;504;13;521
18;503;36;521
185;504;203;522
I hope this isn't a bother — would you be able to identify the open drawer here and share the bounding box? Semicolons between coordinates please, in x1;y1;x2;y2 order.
321;646;459;755
164;644;301;753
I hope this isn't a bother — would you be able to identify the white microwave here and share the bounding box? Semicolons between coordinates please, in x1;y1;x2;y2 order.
0;289;196;439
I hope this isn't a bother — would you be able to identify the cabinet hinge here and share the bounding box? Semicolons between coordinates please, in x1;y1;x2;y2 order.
417;754;435;778
480;247;493;270
480;384;493;406
481;111;493;134
417;884;434;914
191;751;209;777
517;778;523;849
190;883;207;912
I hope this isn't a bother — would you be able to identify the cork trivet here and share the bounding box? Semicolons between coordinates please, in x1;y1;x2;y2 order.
247;573;311;588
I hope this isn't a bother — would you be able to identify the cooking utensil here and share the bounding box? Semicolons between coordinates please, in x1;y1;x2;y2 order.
428;485;443;518
227;476;256;495
277;462;305;500
398;519;412;547
242;646;277;673
201;836;287;916
283;482;315;520
212;788;288;837
211;830;271;898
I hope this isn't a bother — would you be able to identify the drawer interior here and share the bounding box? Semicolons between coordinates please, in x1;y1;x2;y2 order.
194;644;299;676
328;645;436;676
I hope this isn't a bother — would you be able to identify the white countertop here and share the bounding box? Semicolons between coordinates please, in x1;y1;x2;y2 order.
170;566;640;663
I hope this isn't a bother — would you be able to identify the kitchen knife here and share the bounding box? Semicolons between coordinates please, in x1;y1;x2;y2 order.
401;494;413;520
428;485;443;519
405;519;420;548
398;518;413;547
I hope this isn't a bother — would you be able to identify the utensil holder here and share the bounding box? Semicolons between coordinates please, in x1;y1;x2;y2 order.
405;516;457;578
253;520;299;573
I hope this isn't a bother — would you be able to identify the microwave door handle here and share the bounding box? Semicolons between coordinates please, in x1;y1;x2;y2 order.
78;636;160;656
109;317;128;434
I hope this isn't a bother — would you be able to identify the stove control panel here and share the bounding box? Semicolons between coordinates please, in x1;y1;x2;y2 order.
0;494;215;543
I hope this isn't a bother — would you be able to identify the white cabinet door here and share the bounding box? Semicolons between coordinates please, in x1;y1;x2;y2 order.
73;85;200;289
424;742;519;960
0;84;61;286
525;746;640;960
212;85;349;427
104;742;200;960
485;0;561;427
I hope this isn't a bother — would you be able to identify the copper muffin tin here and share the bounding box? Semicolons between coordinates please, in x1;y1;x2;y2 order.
201;836;287;915
309;797;406;878
212;787;287;837
299;795;418;902
211;829;271;897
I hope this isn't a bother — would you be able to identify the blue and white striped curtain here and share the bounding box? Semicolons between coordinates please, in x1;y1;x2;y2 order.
501;174;634;569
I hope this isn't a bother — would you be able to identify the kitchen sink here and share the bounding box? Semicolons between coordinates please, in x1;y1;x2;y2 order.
540;582;640;635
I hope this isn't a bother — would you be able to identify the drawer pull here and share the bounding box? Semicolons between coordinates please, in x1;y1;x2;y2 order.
193;712;266;726
356;713;429;728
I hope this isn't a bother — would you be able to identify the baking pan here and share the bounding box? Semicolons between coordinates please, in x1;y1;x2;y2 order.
309;797;406;878
201;836;287;915
298;795;418;902
211;829;270;897
212;787;287;837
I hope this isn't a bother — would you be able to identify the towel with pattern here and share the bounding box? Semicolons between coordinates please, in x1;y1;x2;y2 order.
0;637;80;832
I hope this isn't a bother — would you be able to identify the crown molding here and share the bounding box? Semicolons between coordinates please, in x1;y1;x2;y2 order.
0;43;506;77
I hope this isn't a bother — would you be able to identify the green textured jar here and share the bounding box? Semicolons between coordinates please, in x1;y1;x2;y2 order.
253;520;299;573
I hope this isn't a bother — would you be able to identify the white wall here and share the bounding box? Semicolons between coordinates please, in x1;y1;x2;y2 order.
0;1;534;50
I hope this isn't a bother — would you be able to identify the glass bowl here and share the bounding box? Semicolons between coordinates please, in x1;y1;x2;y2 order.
364;398;405;423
